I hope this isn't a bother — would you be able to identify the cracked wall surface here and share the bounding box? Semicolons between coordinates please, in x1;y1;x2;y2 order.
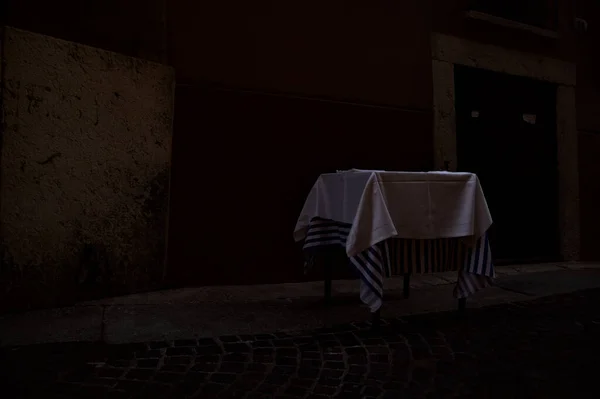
0;27;174;311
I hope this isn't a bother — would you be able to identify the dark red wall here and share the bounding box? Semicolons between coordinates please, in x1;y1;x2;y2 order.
5;0;600;282
167;0;433;109
576;0;600;132
579;132;600;262
167;88;432;285
4;0;166;62
4;0;434;286
432;0;576;62
164;0;435;285
576;0;600;261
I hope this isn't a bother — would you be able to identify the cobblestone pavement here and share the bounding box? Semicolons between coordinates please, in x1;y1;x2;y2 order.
3;289;600;399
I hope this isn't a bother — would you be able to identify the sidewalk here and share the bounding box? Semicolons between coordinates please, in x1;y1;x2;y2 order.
2;283;600;398
2;262;600;347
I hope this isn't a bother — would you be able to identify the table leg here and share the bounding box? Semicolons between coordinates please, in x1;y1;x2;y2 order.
371;309;381;329
403;273;411;299
324;258;332;305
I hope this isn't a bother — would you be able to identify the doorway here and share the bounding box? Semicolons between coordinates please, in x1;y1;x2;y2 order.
454;65;560;263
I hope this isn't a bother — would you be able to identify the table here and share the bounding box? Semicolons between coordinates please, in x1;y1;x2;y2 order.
293;170;495;324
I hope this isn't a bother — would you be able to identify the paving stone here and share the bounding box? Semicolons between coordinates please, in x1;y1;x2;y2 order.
195;354;220;363
197;382;226;396
348;365;368;375
83;378;119;388
275;357;297;366
96;367;127;379
196;338;217;346
312;384;338;395
370;353;389;363
264;373;290;385
160;364;189;373
148;341;170;350
210;372;238;384
323;353;343;361
166;347;195;357
61;365;97;383
174;339;197;347
106;358;133;368
320;368;344;378
137;349;162;359
171;377;204;397
137;382;174;399
136;359;160;369
284;385;309;396
254;334;276;341
153;371;184;384
298;344;320;352
366;345;390;354
246;362;268;372
223;353;248;362
219;336;241;343
297;367;320;379
195;345;222;355
76;385;111;398
347;354;368;365
317;377;339;387
255;383;279;393
219;362;246;373
190;363;219;372
361;385;382;396
223;343;250;353
345;346;366;355
164;356;192;366
272;339;296;347
251;340;273;348
343;373;363;383
9;289;600;398
115;380;148;392
271;365;296;375
301;352;321;360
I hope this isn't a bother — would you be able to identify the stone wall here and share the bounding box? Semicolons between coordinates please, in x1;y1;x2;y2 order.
0;27;174;311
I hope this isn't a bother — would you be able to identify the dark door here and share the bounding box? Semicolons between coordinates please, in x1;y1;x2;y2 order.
455;66;559;263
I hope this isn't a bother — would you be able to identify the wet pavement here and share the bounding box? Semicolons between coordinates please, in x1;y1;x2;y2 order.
2;288;600;398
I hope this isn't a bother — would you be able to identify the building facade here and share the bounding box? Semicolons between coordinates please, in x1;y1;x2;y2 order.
1;0;599;308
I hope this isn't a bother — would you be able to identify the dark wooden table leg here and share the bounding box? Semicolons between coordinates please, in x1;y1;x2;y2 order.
371;309;381;329
458;298;467;316
324;258;332;306
403;273;411;299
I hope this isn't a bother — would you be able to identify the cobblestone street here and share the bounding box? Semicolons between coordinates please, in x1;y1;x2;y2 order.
3;288;600;399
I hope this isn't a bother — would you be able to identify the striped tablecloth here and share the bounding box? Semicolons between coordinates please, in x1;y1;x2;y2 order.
303;217;495;312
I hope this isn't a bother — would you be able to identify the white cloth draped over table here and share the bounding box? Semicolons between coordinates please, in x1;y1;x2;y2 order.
293;170;496;312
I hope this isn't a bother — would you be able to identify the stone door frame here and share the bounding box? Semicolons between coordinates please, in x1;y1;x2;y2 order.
431;33;579;261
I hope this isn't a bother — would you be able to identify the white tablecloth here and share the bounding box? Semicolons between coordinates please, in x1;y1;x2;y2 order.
294;170;495;312
294;171;493;256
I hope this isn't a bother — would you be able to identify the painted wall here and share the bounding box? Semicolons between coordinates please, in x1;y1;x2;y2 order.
3;0;166;63
164;0;435;285
168;0;433;109
0;28;174;311
576;0;600;260
432;0;577;62
579;132;600;261
2;0;436;288
576;0;600;132
167;88;432;287
3;0;600;290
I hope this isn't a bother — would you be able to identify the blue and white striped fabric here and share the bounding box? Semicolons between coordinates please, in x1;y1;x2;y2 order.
303;217;495;312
